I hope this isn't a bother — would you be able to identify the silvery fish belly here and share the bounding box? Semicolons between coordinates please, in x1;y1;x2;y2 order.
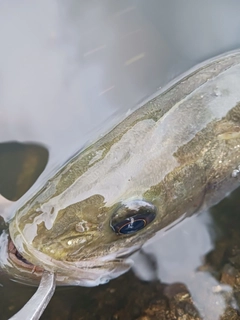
6;50;240;286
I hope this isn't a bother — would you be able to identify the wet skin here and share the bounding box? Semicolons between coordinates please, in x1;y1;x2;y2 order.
6;51;240;286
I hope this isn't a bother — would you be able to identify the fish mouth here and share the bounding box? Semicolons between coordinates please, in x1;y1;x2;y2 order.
6;234;136;286
8;237;44;274
7;237;133;286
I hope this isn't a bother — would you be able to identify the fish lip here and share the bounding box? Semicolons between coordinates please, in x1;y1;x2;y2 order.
7;236;133;286
8;237;44;274
7;230;136;286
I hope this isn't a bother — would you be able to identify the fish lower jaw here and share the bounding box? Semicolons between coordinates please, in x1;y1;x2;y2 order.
8;237;134;286
41;256;134;286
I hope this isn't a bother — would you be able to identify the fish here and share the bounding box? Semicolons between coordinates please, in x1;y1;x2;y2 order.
4;50;240;286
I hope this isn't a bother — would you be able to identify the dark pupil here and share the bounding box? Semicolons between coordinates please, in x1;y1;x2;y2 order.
112;210;155;235
110;201;156;235
119;219;146;235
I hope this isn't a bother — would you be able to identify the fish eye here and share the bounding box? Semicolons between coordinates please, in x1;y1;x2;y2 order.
110;200;156;235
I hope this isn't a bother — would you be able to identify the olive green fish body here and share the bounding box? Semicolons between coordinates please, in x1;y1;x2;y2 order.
7;50;240;286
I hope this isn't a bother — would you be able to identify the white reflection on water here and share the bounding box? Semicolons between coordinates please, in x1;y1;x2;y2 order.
132;210;236;318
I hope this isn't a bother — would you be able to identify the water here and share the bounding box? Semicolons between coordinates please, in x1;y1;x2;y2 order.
1;1;240;319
